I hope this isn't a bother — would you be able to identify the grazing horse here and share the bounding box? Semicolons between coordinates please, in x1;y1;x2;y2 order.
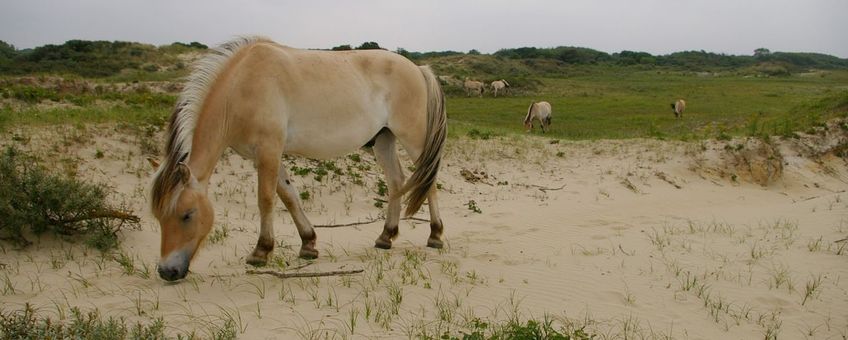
671;99;686;118
464;79;484;97
149;36;448;281
524;101;552;133
490;79;510;97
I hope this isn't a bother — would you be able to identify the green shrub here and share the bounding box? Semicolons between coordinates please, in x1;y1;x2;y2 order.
0;146;138;250
0;304;166;340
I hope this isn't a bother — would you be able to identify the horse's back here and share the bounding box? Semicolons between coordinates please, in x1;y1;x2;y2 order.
221;43;428;159
535;101;552;118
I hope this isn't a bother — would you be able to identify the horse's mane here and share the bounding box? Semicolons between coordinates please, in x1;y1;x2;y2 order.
524;102;535;124
151;36;269;215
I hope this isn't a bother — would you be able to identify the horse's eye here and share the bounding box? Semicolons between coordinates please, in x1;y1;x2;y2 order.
181;209;196;223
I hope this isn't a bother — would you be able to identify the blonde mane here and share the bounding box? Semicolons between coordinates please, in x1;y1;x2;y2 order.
151;36;269;214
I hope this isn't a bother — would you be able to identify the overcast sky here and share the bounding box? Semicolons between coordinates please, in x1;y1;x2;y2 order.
1;0;846;57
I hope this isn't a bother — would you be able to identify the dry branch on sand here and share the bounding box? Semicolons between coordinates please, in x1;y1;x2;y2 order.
315;216;430;228
247;268;364;279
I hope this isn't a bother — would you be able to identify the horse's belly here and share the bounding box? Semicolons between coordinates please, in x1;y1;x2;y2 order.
282;117;383;160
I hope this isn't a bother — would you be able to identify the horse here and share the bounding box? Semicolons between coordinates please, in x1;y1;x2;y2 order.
671;99;686;118
490;79;510;97
524;101;552;133
149;36;448;281
464;79;484;97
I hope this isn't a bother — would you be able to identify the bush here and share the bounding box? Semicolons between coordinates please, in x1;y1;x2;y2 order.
0;146;138;250
0;304;166;340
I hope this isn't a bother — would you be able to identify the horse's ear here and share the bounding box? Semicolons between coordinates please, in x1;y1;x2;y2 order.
176;162;193;185
147;157;160;169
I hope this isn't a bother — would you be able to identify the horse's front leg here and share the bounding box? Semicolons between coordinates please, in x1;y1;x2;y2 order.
275;163;319;259
246;150;282;266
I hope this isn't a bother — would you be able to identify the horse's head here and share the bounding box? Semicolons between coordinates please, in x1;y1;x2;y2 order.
150;160;214;281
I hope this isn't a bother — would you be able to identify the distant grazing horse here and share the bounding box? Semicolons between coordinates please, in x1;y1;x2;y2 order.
464;79;484;97
149;37;447;281
671;99;686;118
524;101;552;133
490;79;510;97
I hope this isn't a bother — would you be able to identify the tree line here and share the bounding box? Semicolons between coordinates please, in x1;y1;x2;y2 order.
1;39;846;78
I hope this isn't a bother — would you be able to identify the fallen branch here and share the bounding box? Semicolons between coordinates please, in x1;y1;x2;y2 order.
532;184;566;193
315;216;430;228
315;217;381;228
247;268;364;279
514;183;566;193
56;209;140;225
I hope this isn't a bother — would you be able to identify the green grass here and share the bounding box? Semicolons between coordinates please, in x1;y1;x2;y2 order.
0;304;167;340
2;68;846;141
447;70;848;140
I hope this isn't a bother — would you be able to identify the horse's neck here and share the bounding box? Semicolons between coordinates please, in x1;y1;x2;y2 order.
186;111;228;184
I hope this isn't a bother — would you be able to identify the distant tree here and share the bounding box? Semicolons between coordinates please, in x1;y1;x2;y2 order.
188;42;207;49
0;40;16;59
331;44;353;51
396;48;411;59
468;49;481;55
754;48;771;57
356;41;383;50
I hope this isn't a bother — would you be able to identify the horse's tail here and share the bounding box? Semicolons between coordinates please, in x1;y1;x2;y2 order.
400;66;447;217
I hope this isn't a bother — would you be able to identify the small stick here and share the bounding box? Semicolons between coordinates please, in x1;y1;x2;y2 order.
315;216;430;228
533;184;566;192
515;183;566;192
315;217;381;228
247;268;364;279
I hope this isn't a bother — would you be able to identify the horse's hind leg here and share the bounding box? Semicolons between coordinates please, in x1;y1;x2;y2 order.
275;163;319;259
425;187;444;248
373;130;405;249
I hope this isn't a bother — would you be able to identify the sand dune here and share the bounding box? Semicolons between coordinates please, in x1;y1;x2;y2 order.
1;123;846;339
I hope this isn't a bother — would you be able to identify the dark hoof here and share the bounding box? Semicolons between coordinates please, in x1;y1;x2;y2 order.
374;238;393;249
427;238;444;249
299;247;319;259
246;254;268;267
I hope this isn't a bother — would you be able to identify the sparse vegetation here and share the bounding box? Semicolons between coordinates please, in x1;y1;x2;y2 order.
0;146;138;250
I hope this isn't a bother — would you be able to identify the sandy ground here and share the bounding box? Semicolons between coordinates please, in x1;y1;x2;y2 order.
1;123;847;339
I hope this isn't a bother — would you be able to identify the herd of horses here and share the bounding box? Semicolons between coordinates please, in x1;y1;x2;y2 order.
463;78;510;97
149;37;685;280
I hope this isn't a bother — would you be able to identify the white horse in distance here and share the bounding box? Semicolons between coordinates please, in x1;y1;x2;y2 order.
464;79;484;97
671;99;686;118
524;101;552;133
490;79;510;97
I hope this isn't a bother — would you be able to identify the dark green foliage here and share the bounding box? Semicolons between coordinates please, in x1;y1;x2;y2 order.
444;318;593;340
0;146;138;250
356;41;383;50
331;44;353;51
0;304;166;340
492;46;848;72
0;40;16;59
0;40;202;78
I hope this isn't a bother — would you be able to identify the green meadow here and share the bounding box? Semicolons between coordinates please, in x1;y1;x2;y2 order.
447;70;848;140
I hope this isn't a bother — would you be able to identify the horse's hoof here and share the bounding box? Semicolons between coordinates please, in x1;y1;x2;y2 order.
427;238;444;249
374;238;393;250
246;255;268;267
298;248;319;259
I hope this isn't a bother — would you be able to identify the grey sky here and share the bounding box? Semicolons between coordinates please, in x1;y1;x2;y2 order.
2;0;846;57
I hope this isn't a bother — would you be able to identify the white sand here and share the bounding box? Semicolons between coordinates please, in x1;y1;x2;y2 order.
1;124;846;339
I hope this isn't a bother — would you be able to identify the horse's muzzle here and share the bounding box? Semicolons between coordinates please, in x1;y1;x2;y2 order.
157;250;190;281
